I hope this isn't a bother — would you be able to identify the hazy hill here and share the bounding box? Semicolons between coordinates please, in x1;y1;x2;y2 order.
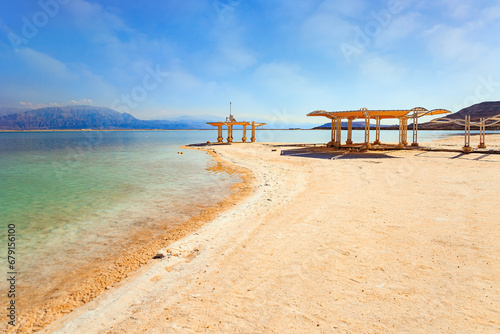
0;107;31;117
0;105;211;130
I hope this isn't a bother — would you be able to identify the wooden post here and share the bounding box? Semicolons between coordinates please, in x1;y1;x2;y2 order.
336;118;342;146
478;118;486;148
251;121;256;142
364;115;370;146
402;118;408;146
463;115;472;153
360;109;371;150
398;118;404;148
227;124;233;143
374;117;381;145
346;118;353;145
411;113;419;147
217;125;223;143
330;119;335;144
242;125;247;143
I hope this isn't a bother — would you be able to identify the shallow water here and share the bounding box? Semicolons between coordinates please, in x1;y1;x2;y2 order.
0;131;239;298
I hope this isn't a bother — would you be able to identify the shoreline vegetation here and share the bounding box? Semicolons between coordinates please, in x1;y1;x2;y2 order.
9;135;500;333
4;146;254;333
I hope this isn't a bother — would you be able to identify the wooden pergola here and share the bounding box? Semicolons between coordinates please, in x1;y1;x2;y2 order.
307;107;450;149
431;114;500;152
207;115;266;143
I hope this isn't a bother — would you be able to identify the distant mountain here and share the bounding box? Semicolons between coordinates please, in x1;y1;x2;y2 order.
0;105;214;130
0;107;31;117
419;101;500;130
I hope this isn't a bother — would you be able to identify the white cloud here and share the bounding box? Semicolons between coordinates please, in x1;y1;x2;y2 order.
19;101;60;109
18;48;77;81
422;24;488;65
71;99;93;105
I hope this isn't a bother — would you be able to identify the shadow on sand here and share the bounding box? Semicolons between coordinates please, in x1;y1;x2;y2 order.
279;147;398;160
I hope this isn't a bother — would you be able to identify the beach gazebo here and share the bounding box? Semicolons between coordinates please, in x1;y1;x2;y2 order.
207;102;266;143
307;107;450;149
431;114;500;152
207;115;266;144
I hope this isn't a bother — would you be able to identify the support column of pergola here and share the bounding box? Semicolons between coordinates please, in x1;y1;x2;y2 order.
328;118;336;146
336;118;342;147
397;118;409;148
346;118;355;145
242;125;247;143
251;121;256;142
373;117;381;145
462;115;472;153
216;125;223;143
478;118;486;148
227;124;233;143
402;118;408;146
362;110;370;149
411;113;419;147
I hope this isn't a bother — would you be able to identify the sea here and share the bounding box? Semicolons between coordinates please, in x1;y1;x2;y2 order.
0;128;484;320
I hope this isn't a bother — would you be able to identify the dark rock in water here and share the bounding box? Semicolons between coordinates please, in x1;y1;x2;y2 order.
153;253;165;259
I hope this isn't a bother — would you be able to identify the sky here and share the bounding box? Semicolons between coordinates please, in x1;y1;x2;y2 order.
1;0;500;126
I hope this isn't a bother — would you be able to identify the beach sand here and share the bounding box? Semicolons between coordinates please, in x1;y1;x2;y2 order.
39;135;500;333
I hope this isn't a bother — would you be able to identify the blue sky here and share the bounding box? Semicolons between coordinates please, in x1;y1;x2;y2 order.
1;0;499;125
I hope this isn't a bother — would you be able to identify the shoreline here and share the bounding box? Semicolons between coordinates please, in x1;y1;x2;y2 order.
6;146;255;333
41;135;500;333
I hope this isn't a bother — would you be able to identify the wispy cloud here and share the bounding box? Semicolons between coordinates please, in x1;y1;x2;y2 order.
18;48;77;81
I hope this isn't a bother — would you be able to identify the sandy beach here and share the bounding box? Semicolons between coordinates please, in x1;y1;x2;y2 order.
37;135;500;333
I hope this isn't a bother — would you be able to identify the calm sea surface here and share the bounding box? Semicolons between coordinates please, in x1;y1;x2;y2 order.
0;129;481;303
0;130;240;296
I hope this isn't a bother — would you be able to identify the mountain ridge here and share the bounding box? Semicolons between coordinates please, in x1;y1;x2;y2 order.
0;105;213;130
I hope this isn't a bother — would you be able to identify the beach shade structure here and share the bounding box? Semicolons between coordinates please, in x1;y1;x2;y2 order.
307;107;451;149
431;114;500;152
207;116;266;143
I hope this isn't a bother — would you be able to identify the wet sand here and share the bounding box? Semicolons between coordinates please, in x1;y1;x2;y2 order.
3;149;252;333
37;135;500;333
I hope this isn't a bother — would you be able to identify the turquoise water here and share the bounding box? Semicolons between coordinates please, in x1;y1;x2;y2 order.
0;131;240;294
